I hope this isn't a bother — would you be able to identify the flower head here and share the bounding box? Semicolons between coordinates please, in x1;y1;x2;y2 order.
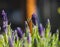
32;14;37;25
14;30;18;42
24;21;29;31
38;23;44;37
2;10;8;21
16;27;23;38
8;37;14;47
27;32;31;43
2;10;8;33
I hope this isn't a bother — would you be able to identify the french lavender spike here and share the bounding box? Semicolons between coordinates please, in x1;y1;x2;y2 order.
38;23;44;37
2;10;8;33
2;10;8;21
24;21;31;46
16;27;23;38
11;31;15;43
24;21;31;36
32;14;37;25
11;30;18;43
8;37;14;47
27;32;31;43
24;21;29;31
14;30;18;42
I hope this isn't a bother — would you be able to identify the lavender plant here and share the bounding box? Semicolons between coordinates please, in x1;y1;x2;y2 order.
0;10;60;47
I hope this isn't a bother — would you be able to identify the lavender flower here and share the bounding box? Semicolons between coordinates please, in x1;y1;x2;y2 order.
2;10;8;33
16;27;23;38
27;32;31;43
24;21;31;35
8;37;14;47
24;21;29;28
11;31;15;42
24;21;31;43
14;30;18;42
11;30;18;43
3;21;8;29
32;14;37;25
2;10;8;21
24;21;28;32
38;23;44;37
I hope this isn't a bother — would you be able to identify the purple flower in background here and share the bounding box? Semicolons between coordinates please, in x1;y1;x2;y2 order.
11;30;18;43
2;10;8;21
8;37;14;47
24;21;28;32
14;30;18;42
24;21;31;43
3;21;8;29
11;31;15;42
38;23;44;37
24;21;29;28
2;10;8;32
27;32;31;43
16;27;23;38
32;14;37;25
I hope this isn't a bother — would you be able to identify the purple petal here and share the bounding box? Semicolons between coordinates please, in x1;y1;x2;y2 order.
3;21;8;33
3;21;8;28
11;32;15;42
32;14;37;25
8;37;14;47
14;30;18;41
2;10;6;16
27;32;31;43
16;27;23;38
2;10;8;33
2;10;8;21
38;23;44;37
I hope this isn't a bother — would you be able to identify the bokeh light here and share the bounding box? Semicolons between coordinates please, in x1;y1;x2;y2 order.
57;7;60;14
